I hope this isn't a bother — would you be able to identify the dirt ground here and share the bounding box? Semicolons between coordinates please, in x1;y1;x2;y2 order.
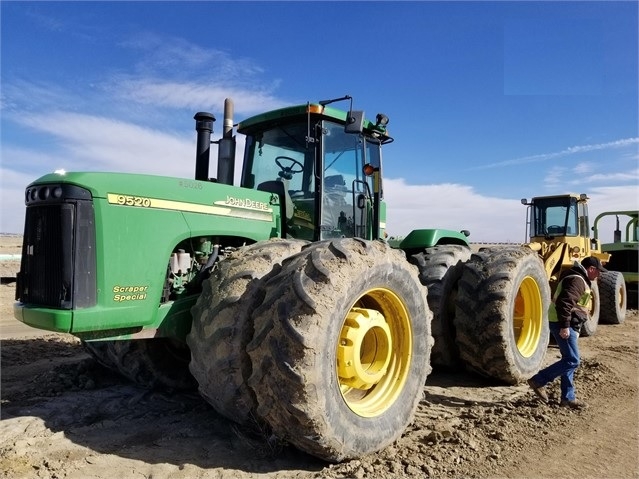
1;235;638;479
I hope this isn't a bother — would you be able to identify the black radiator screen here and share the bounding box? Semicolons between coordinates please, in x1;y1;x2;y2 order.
16;184;96;309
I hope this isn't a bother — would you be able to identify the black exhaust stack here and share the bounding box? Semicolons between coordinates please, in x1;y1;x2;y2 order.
216;98;236;185
194;112;216;181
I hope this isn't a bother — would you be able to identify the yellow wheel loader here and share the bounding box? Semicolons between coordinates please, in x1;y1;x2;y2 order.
521;193;627;335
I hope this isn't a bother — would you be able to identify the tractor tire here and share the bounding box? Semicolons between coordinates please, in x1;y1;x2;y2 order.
187;238;307;424
82;340;118;370
598;271;627;325
454;247;550;384
580;281;600;337
247;238;433;462
108;338;196;390
410;245;471;370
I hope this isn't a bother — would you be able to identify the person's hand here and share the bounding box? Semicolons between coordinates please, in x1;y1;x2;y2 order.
559;327;571;339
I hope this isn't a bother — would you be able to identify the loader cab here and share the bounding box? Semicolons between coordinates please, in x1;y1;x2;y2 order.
523;194;590;238
522;193;593;254
238;101;392;241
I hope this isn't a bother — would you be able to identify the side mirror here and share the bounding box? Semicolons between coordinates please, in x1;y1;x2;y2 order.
345;110;364;134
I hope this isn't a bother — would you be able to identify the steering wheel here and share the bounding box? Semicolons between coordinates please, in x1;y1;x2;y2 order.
543;225;564;239
275;156;304;180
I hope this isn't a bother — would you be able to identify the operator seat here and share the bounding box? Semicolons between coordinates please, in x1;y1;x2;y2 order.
257;180;294;220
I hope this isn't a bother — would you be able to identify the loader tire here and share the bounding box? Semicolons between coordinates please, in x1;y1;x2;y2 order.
455;247;550;384
187;238;307;424
580;281;600;337
410;245;471;370
598;271;627;325
247;238;433;462
108;338;196;390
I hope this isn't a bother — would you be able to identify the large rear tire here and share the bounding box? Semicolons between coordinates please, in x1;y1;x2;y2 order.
455;247;550;384
247;238;432;462
598;271;627;325
187;238;307;424
108;338;196;390
409;245;471;370
82;340;118;370
580;281;600;337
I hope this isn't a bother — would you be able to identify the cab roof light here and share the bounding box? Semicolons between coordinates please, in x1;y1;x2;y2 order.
307;104;324;114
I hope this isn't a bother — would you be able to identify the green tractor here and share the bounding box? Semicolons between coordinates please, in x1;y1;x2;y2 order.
14;96;550;462
593;210;638;309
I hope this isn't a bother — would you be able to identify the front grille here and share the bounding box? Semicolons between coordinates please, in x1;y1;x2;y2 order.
606;249;638;274
16;184;97;309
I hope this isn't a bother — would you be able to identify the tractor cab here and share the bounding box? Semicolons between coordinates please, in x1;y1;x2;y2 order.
238;97;392;241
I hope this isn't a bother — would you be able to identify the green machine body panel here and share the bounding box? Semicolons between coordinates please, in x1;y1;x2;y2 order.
14;172;281;340
593;210;639;296
388;228;470;255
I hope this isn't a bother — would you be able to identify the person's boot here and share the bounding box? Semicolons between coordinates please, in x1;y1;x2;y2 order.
527;378;548;403
560;399;588;410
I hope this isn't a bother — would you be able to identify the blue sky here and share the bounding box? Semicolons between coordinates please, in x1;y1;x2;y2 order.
1;1;637;242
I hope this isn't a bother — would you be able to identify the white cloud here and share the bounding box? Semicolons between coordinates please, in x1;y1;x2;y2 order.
574;162;594;175
9;111;194;176
120;33;264;81
102;33;284;115
544;162;638;190
1;111;249;233
2;146;73;174
0;168;32;234
122;33;224;71
476;137;639;170
112;80;284;114
588;185;639;216
1;80;78;114
577;169;639;184
383;178;639;245
543;165;567;188
546;167;638;188
383;179;526;243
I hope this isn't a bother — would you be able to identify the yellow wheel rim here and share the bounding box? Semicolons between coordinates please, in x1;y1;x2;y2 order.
617;283;625;311
513;276;544;358
336;288;413;418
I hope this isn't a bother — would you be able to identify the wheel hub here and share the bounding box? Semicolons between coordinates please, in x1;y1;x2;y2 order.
513;276;543;358
337;308;392;390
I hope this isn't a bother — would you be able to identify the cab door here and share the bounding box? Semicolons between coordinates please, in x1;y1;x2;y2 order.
321;122;370;239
